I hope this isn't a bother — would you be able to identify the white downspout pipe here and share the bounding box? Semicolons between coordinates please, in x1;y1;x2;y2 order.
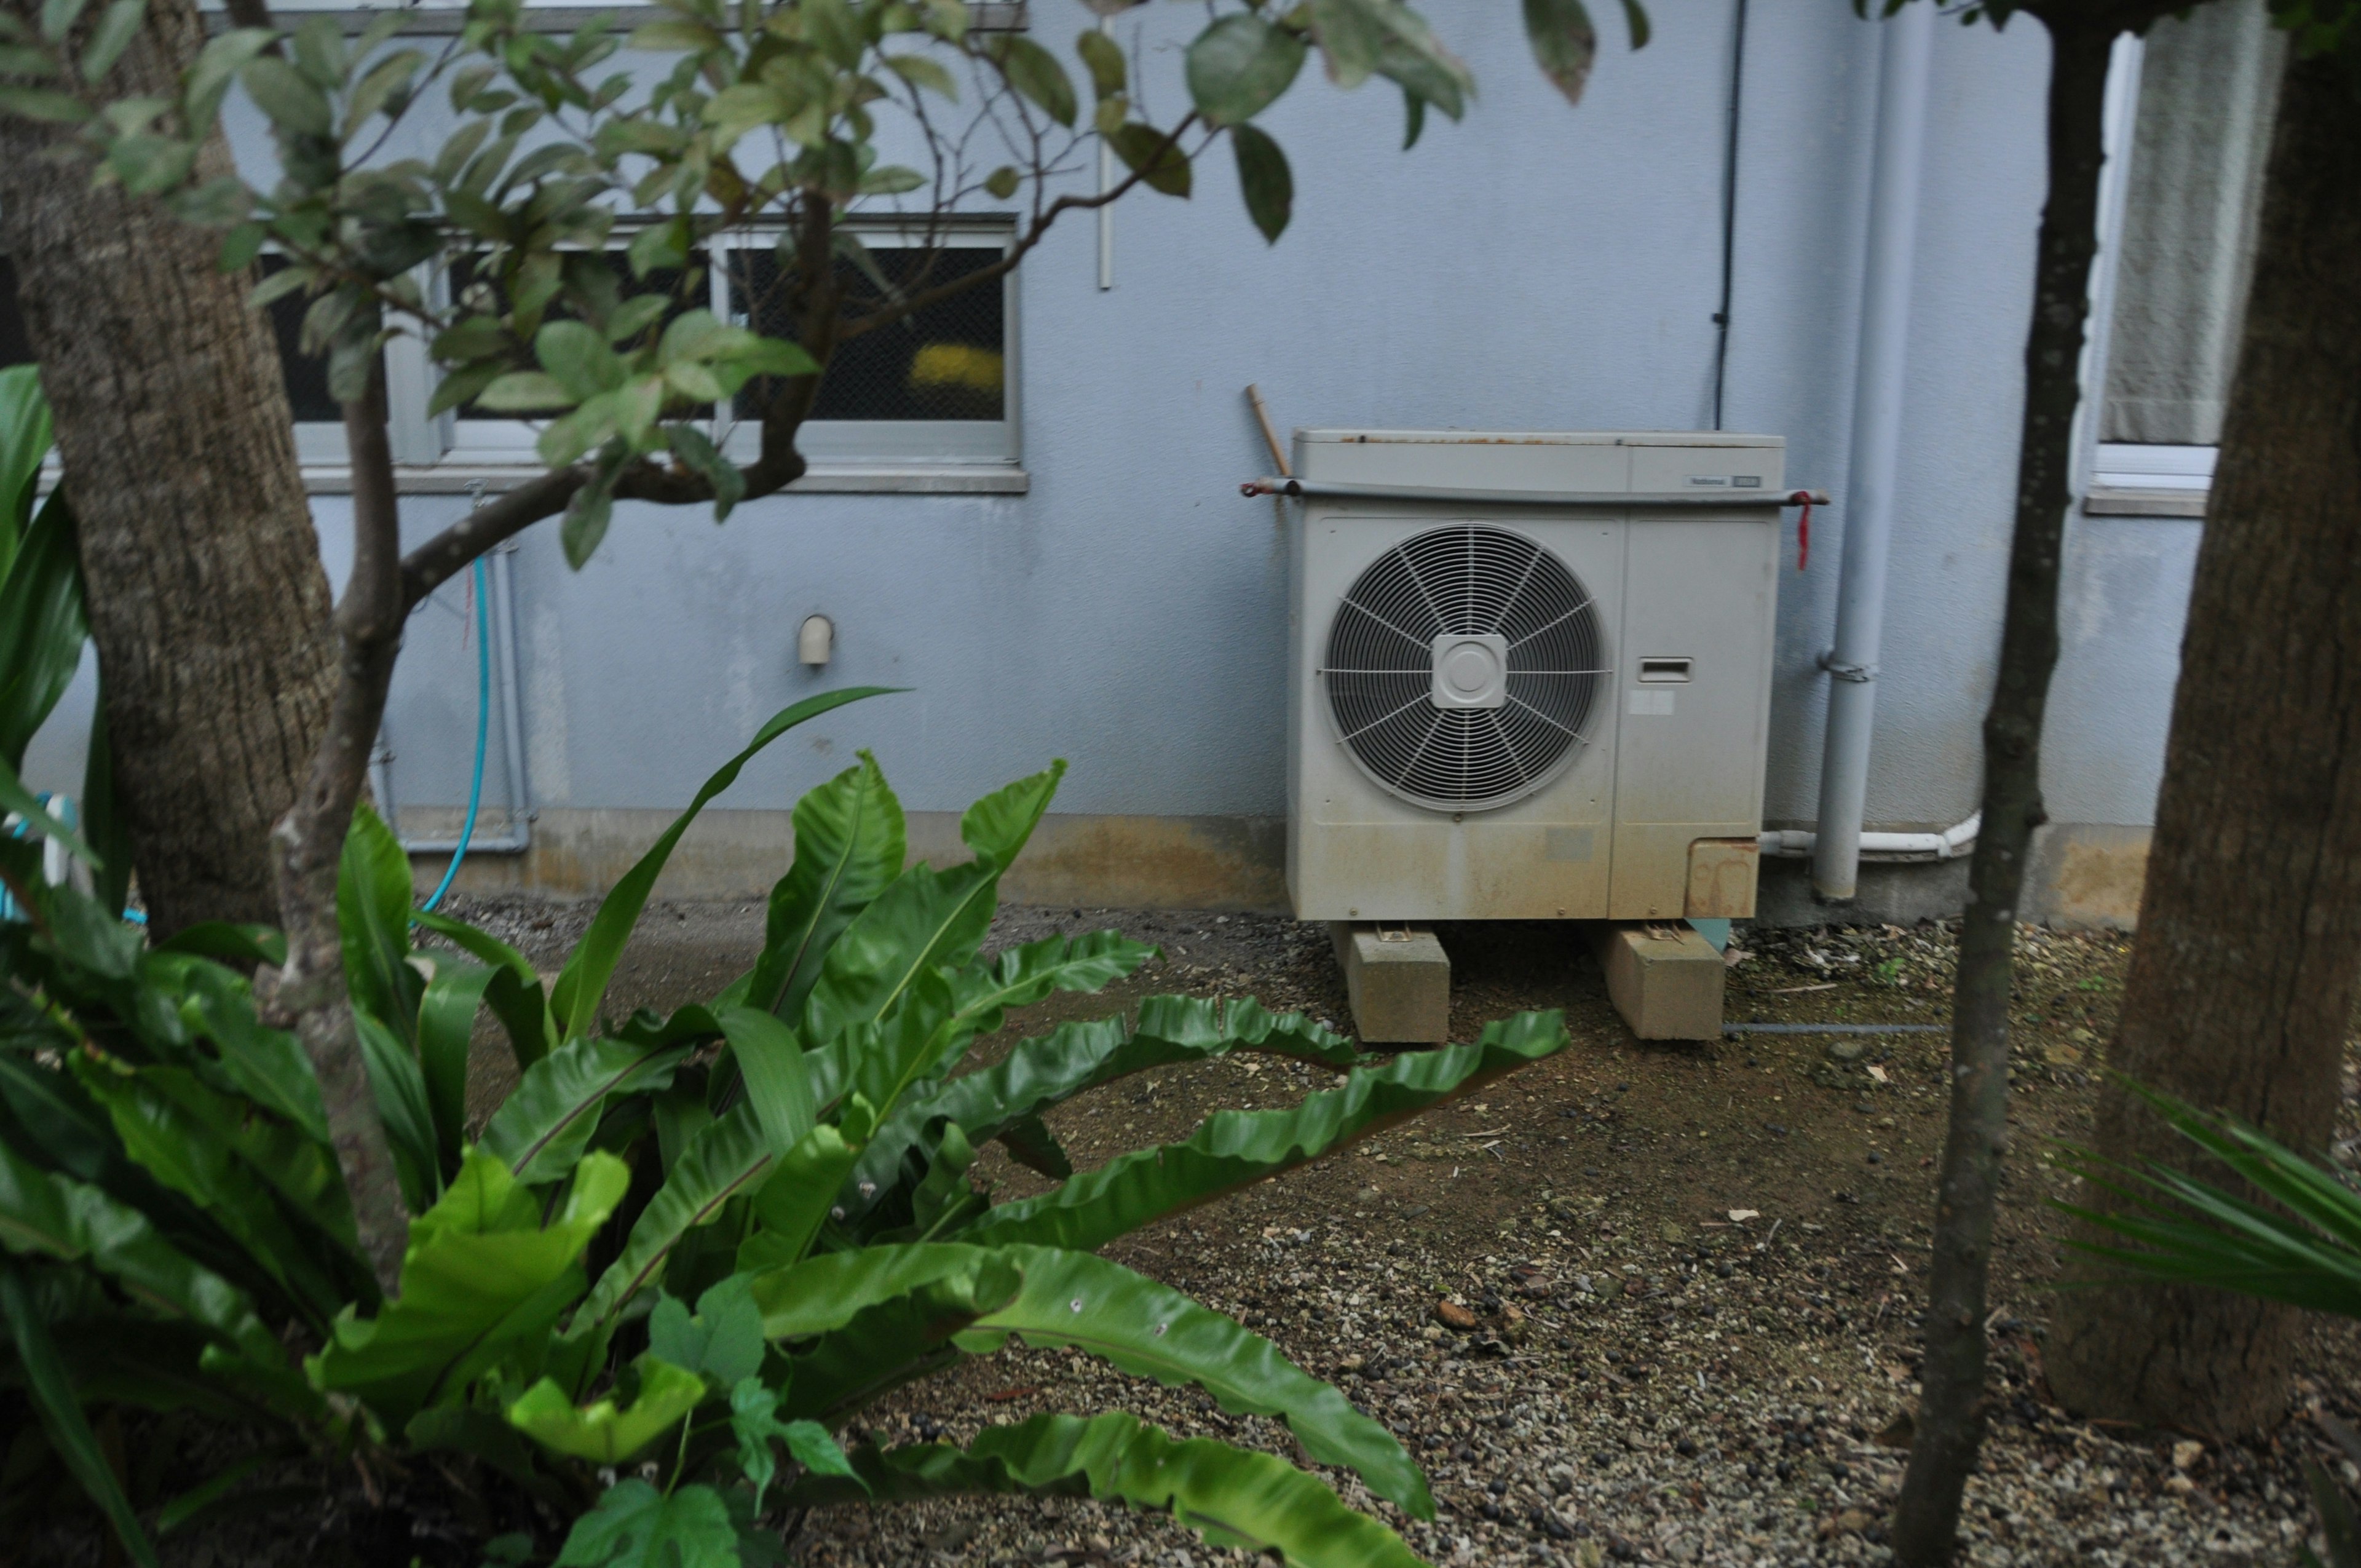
1810;2;1937;901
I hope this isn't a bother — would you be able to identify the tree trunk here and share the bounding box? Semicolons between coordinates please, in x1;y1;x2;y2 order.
1889;16;2116;1564
2046;47;2361;1439
0;0;336;940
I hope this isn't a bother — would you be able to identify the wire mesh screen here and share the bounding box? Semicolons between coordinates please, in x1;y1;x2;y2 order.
257;255;344;423
1323;525;1606;811
726;244;1005;422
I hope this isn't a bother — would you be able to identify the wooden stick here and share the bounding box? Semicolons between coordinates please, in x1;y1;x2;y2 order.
1245;384;1290;478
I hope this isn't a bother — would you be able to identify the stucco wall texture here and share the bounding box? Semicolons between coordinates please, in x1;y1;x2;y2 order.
20;6;2197;927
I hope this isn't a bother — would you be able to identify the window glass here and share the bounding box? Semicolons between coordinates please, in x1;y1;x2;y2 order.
258;256;346;423
2102;0;2285;446
724;242;1005;423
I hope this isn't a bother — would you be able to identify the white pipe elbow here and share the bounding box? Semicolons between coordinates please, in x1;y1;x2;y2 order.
1759;810;1980;863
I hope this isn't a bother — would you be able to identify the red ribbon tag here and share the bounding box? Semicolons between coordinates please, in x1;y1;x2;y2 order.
1792;491;1813;571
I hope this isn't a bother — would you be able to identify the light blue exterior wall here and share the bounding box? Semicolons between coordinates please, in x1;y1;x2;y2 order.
20;5;2200;921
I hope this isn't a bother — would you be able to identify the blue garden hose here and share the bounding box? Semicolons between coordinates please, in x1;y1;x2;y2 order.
0;793;146;923
0;794;66;923
419;555;491;915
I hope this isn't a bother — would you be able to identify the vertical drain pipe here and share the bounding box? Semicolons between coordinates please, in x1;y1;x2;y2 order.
1810;2;1936;902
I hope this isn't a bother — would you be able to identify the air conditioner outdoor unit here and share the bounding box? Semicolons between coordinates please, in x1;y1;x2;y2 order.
1285;429;1786;926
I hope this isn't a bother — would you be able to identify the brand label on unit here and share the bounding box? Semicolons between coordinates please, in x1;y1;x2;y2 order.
1629;688;1677;717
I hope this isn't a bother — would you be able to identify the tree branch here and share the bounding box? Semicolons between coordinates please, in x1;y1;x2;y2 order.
403;106;1201;628
400;467;583;611
270;360;414;1296
837;116;1201;345
1888;12;2122;1561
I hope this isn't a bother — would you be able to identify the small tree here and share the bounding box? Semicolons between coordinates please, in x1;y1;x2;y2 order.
1872;0;2361;1558
0;0;1641;1287
1859;1;2173;1561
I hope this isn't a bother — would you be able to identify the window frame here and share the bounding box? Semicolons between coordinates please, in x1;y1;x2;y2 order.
719;220;1020;469
2091;441;2214;494
429;218;1021;474
2078;16;2274;520
256;254;445;469
197;1;1031;34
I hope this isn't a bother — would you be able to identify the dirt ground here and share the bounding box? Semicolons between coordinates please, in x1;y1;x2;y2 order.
28;902;2354;1567
430;899;2355;1567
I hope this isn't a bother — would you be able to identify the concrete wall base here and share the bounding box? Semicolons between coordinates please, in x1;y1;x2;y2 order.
404;807;1289;911
2023;823;2151;930
403;808;2154;932
1750;853;1972;929
1750;822;2150;932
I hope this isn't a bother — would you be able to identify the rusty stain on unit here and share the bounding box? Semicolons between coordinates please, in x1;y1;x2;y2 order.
1684;837;1761;919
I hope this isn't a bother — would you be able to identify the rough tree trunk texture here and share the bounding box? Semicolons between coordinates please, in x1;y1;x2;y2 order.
2046;50;2361;1438
272;366;411;1291
0;0;336;940
1890;17;2116;1564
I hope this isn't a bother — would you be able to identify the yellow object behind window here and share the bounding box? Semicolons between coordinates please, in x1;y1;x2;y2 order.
909;343;1004;395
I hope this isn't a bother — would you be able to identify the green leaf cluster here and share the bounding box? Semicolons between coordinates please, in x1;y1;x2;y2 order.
6;671;1574;1563
2049;1079;2361;1567
0;13;1647;1549
0;370;127;913
2054;1080;2361;1320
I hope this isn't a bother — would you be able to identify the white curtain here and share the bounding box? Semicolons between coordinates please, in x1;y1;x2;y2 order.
2102;0;2287;446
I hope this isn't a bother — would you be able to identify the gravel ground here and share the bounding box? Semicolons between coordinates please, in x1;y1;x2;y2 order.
755;909;2350;1568
50;900;2351;1568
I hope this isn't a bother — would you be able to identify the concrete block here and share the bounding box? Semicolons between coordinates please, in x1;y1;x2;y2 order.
1591;922;1725;1042
1328;923;1450;1046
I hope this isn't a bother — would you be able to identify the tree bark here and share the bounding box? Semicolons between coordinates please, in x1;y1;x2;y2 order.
2046;49;2361;1439
1889;16;2117;1564
0;0;336;941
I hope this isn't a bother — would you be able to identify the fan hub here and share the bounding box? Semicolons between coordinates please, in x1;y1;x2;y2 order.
1431;635;1509;709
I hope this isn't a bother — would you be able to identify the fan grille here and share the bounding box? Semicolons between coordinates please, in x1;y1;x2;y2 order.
1323;525;1607;810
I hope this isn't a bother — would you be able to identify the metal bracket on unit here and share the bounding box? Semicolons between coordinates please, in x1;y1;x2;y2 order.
1818;649;1878;684
1374;924;1414;943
